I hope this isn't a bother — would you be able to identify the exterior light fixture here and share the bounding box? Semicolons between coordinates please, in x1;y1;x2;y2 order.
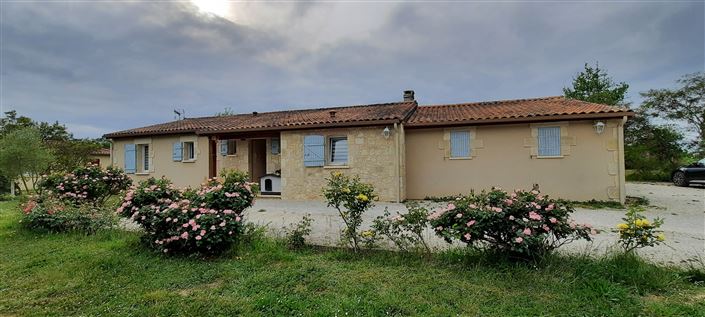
382;126;391;139
593;121;606;134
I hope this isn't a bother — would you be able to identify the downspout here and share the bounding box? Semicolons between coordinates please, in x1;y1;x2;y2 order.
394;122;400;202
618;116;627;204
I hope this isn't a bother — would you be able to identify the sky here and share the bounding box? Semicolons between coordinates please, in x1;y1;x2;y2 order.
1;1;703;138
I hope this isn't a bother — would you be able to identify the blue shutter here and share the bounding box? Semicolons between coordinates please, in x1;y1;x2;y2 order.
220;140;228;156
303;135;324;167
538;127;561;156
271;138;280;155
450;131;470;158
124;144;136;173
172;142;183;161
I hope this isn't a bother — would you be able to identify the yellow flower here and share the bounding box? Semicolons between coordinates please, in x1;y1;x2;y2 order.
641;219;650;227
356;194;369;202
342;188;351;193
656;233;665;242
361;230;374;238
617;223;629;230
333;172;342;177
634;219;643;227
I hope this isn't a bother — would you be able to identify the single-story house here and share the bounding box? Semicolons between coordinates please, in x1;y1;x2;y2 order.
88;148;112;169
104;91;633;203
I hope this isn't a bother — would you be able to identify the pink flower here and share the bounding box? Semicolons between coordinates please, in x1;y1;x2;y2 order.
469;204;477;209
515;237;524;243
523;228;532;235
491;207;503;213
466;220;476;227
219;221;226;227
456;213;463;218
235;216;241;222
463;233;472;240
210;225;216;230
508;215;515;220
447;203;456;211
590;229;598;235
182;223;189;228
116;207;124;213
504;199;513;205
528;211;542;221
180;232;189;239
549;217;557;224
435;226;443;231
195;235;202;240
546;204;555;211
542;224;550;232
200;229;206;236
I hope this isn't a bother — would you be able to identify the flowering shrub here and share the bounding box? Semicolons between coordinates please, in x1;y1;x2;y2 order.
117;170;259;255
372;202;431;253
323;172;376;252
616;206;665;253
37;164;131;205
429;188;595;259
21;194;116;233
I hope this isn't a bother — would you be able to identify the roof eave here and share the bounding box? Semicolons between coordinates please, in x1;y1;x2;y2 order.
405;111;635;129
198;119;403;135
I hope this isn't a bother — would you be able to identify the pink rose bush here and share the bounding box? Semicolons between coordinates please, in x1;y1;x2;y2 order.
22;164;131;233
429;188;595;258
117;170;259;255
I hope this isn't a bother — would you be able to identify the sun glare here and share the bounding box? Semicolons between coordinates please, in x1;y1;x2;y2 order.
190;0;231;19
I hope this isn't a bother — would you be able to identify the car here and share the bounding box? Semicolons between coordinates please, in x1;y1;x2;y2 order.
672;158;705;187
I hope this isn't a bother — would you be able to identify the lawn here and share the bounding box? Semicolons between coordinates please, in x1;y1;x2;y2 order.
0;200;703;316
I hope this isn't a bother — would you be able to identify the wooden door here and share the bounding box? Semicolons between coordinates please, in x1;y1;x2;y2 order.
249;139;267;182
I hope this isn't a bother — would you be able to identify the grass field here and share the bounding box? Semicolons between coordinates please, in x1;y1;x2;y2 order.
0;200;703;316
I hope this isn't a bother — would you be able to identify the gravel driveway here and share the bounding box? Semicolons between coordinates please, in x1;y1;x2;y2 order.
245;182;704;266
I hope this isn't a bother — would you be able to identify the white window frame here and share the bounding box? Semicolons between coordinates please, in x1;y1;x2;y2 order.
137;143;151;174
182;141;196;162
537;126;562;158
326;136;348;166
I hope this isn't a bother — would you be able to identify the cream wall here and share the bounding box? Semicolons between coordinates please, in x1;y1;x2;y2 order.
216;137;282;175
111;134;210;188
89;155;112;169
405;119;626;202
280;125;404;202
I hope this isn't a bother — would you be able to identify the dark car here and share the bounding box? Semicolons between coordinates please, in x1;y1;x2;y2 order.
672;158;705;187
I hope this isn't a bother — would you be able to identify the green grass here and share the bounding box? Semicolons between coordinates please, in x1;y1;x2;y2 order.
1;200;703;316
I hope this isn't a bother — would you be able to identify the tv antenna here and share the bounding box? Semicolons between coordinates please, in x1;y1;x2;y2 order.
173;108;186;120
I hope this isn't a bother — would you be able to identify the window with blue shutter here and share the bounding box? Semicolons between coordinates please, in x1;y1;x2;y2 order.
220;140;228;156
124;144;136;173
303;135;324;167
173;142;183;161
271;138;280;155
450;130;470;158
329;137;348;165
538;126;561;157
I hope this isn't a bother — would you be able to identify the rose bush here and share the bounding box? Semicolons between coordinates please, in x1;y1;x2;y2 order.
21;194;116;233
323;172;375;252
372;202;431;253
429;188;595;259
117;170;259;255
37;164;131;205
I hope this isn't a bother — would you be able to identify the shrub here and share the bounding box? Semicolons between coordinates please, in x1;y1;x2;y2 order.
372;202;431;253
428;188;595;259
283;214;313;249
117;170;259;255
615;206;665;253
322;172;376;252
21;194;116;233
37;164;131;205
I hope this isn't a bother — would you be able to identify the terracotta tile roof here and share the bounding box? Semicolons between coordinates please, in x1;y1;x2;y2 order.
91;148;111;156
407;96;633;127
104;101;417;138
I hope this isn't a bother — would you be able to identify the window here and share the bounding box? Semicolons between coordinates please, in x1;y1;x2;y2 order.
538;126;561;157
227;140;236;155
138;144;150;173
271;138;280;155
328;137;348;165
183;142;195;160
450;130;471;158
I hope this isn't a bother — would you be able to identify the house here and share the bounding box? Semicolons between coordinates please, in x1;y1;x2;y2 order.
88;148;112;169
104;91;633;203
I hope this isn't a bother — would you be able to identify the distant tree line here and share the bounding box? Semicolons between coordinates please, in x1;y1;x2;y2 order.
0;111;109;194
565;63;703;181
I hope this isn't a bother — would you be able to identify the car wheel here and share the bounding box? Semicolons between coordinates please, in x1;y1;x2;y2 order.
672;171;688;187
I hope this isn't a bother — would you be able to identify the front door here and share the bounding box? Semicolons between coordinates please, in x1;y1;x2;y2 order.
249;139;267;183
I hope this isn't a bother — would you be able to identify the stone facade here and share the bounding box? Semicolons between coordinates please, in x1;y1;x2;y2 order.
217;137;282;176
279;125;404;202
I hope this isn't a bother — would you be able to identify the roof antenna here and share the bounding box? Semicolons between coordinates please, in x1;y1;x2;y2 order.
173;108;185;120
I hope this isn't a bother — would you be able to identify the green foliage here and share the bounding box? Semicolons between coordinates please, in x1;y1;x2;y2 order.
322;172;376;252
569;199;625;209
20;195;117;234
37;165;131;205
615;206;665;253
563;62;629;106
641;72;705;153
429;188;595;260
625;111;687;179
118;171;259;255
0;127;54;192
283;214;313;250
371;202;431;253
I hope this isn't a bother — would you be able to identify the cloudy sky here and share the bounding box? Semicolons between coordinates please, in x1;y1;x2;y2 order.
1;1;702;138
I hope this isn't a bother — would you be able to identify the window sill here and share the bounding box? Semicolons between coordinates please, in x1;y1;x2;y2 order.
448;156;472;160
182;159;197;163
324;165;350;169
536;155;564;159
135;172;151;176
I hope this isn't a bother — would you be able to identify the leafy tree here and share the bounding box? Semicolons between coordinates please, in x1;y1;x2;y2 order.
1;110;72;141
640;72;705;153
0;127;54;192
215;107;236;116
625;111;685;180
564;62;629;106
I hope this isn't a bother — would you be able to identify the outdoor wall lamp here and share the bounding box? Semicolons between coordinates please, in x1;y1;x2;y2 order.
382;126;391;139
593;121;606;135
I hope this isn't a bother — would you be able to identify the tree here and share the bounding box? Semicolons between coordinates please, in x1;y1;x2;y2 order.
563;62;630;106
624;111;685;180
640;72;705;153
0;127;54;192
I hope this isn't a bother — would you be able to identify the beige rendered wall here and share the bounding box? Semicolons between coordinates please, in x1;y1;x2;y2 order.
89;155;112;169
111;134;210;188
280;125;403;202
405;119;626;202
